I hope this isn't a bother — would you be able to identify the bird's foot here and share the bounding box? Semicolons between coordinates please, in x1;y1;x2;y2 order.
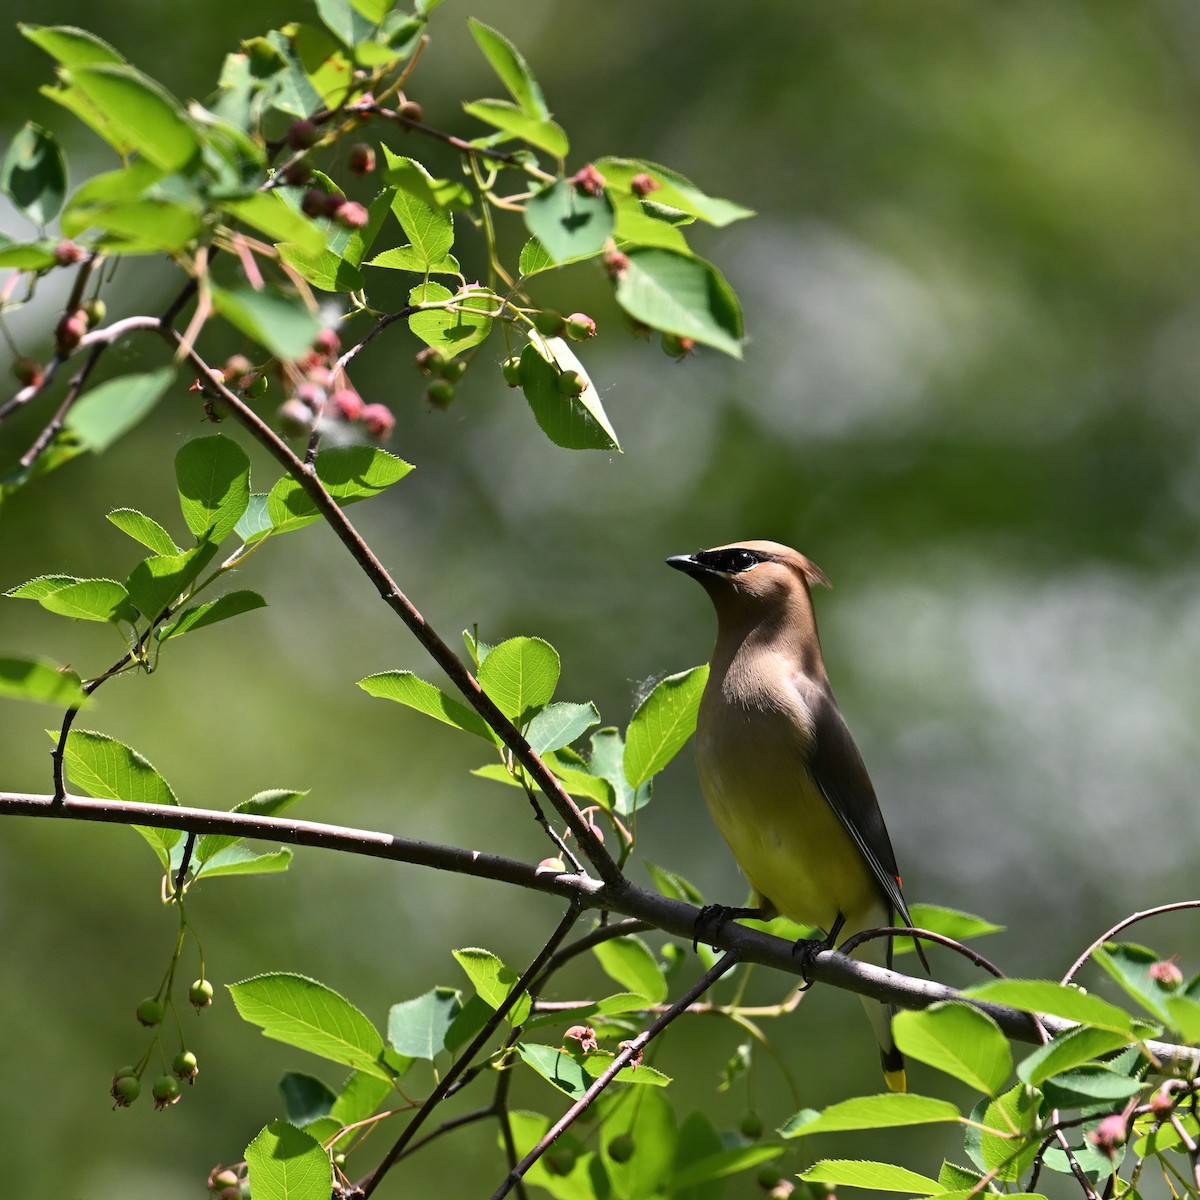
692;903;765;952
790;917;843;990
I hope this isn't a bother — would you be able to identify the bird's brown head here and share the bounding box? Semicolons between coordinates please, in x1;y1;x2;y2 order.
667;541;831;662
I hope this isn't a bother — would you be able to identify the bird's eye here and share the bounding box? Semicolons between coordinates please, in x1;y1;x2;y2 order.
698;548;763;574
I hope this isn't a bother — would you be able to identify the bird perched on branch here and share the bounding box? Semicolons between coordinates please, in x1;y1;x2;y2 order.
668;539;925;1091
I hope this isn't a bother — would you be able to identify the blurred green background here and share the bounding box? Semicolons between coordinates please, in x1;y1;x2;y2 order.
3;0;1200;1195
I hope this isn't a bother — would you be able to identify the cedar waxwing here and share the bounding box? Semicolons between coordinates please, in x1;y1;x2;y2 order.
668;539;923;1091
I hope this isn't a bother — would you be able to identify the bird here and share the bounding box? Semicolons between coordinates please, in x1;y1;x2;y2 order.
667;539;924;1091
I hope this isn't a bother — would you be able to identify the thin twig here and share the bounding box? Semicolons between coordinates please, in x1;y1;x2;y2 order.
490;952;742;1199
1061;901;1200;986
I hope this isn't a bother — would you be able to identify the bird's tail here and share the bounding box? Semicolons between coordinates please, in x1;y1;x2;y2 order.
853;930;905;1092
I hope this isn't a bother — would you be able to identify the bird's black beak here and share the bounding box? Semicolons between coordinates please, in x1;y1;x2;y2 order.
666;553;704;577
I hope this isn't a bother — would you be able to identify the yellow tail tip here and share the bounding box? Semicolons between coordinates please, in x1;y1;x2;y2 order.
883;1067;907;1093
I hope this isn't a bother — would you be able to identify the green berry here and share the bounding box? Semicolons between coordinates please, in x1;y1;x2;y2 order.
756;1163;784;1190
740;1112;764;1140
558;369;584;397
81;298;107;327
533;311;566;337
440;359;466;383
111;1074;140;1106
415;347;446;376
426;380;455;409
151;1075;180;1108
172;1050;199;1080
501;356;522;387
564;312;596;341
244;372;269;399
189;979;215;1009
136;997;165;1027
661;332;696;359
607;1134;635;1163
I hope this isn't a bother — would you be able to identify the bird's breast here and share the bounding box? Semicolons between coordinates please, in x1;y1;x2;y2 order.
694;670;882;936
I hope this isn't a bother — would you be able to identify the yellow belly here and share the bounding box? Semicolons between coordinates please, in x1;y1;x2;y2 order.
696;715;882;936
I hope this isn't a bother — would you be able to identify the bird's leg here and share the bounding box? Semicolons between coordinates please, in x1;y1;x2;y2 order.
790;912;846;990
692;903;769;951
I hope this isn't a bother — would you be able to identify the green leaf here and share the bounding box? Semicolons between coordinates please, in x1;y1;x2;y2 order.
526;702;600;753
20;23;125;67
106;508;179;556
644;861;704;905
463;100;568;158
589;728;650;816
279;1073;336;1127
366;246;459;274
781;1092;961;1137
610;193;690;254
904;903;1004;948
388;182;454;271
669;1144;783;1192
544;751;616;808
6;575;80;600
0;657;85;706
517;1043;669;1099
314;0;375;47
477;635;560;725
972;1085;1041;1181
58;728;179;867
1017;1024;1134;1087
623;665;709;789
245;1121;330;1200
408;281;498;356
1165;994;1200;1041
192;845;293;879
157;590;267;641
524;179;614;265
467;19;549;119
196;787;306;862
388;987;462;1059
517;236;600;278
266;445;413;533
0;238;59;269
1041;1064;1145;1107
594;158;754;227
2;123;67;225
68;65;198;171
380;150;472;210
593;936;667;1004
125;543;218;620
358;670;499;743
175;435;251;544
964;979;1137;1035
224;193;325;256
518;337;620;452
615;248;743;358
84;198;202;254
211;286;321;361
600;1086;676;1198
280;185;393;292
893;1003;1012;1095
801;1161;941;1194
64;367;176;453
453;948;533;1024
228;973;389;1080
38;578;138;624
235;494;272;544
329;1070;394;1128
1092;942;1180;1024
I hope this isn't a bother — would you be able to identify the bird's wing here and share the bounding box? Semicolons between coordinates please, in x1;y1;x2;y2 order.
805;687;915;932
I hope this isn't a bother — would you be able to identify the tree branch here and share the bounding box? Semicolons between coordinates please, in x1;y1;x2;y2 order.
4;789;1198;1074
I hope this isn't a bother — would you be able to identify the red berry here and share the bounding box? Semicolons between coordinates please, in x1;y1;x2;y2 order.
336;201;369;229
56;310;88;351
286;119;319;150
1090;1113;1127;1154
54;240;86;266
603;249;630;279
301;189;329;219
1150;959;1183;989
570;164;606;197
283;159;312;187
313;328;340;359
564;312;596;341
630;172;659;198
294;382;325;412
348;143;376;175
361;403;395;438
331;388;364;420
322;193;347;219
12;357;43;388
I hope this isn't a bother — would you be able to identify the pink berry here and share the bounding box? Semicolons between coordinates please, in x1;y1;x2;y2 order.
54;240;86;266
570;164;606;197
331;388;364;420
337;201;369;229
348;143;376;175
360;403;395;439
286;119;319;150
630;173;659;198
565;313;596;341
